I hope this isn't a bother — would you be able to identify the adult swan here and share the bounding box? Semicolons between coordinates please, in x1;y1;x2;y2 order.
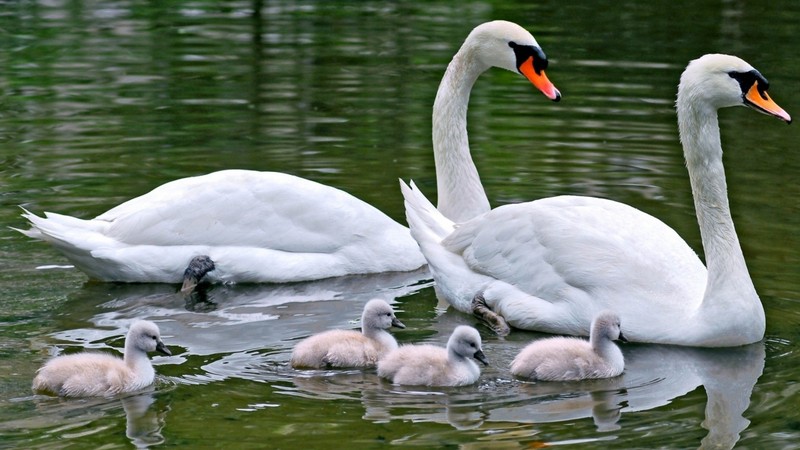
17;21;560;288
402;54;791;347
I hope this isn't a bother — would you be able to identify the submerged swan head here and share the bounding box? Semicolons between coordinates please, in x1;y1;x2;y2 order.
679;54;791;123
463;20;560;101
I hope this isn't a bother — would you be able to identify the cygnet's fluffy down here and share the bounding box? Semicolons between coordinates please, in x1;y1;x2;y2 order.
32;320;172;397
377;325;488;387
510;311;626;381
290;299;405;369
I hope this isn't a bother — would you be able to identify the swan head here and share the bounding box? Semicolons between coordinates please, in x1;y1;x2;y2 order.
362;299;405;331
129;320;171;356
448;325;489;366
591;311;627;343
679;54;791;123
465;20;561;101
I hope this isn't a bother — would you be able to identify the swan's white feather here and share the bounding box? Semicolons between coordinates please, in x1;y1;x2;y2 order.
20;170;425;283
403;53;784;347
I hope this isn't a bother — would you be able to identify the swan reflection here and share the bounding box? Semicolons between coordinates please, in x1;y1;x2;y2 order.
5;391;169;449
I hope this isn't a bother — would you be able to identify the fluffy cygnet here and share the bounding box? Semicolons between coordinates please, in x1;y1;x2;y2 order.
377;325;488;387
32;320;171;397
290;299;405;369
510;311;626;381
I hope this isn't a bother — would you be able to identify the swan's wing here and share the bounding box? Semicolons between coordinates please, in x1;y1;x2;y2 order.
95;170;405;251
443;196;707;303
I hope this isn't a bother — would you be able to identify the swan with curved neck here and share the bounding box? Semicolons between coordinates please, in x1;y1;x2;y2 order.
433;20;560;222
15;20;558;286
402;54;790;347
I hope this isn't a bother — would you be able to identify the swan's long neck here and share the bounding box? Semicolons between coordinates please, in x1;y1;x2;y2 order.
433;46;491;223
362;326;398;351
124;339;155;386
677;94;762;327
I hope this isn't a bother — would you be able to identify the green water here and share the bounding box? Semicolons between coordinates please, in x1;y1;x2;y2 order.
2;1;800;448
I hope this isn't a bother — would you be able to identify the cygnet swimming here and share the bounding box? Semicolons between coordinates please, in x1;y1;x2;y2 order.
290;299;405;369
377;325;488;387
32;320;171;397
510;311;626;381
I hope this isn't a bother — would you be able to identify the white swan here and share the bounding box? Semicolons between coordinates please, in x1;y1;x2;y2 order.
402;54;791;347
430;20;560;222
290;299;405;369
510;311;626;381
377;325;488;387
15;20;559;286
32;320;171;397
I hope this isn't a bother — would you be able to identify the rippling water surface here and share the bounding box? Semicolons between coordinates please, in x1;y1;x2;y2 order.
2;1;800;448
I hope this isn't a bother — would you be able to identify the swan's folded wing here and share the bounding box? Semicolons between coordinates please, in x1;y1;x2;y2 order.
442;195;706;302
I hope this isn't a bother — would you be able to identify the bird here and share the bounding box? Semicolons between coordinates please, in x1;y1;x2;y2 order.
32;320;172;397
510;311;626;381
401;53;791;347
377;325;488;387
290;299;405;369
15;20;560;288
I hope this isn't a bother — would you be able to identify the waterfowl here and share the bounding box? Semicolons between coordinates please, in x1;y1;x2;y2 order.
510;311;626;381
290;299;405;369
32;320;171;397
16;20;559;287
377;325;488;386
401;54;791;346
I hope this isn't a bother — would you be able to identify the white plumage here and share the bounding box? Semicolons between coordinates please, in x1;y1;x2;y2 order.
377;325;488;387
510;311;626;381
290;299;405;369
402;54;791;347
32;320;171;397
16;21;559;285
18;170;423;284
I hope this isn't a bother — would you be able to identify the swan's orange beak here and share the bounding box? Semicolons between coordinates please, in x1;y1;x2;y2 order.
519;56;561;102
744;81;792;124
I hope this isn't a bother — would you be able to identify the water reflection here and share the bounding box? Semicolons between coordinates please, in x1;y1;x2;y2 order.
121;393;168;449
42;268;431;356
2;391;168;449
285;323;764;449
19;251;769;449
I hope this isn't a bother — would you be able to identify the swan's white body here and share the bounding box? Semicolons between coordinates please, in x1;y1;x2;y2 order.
510;311;625;381
377;325;487;387
17;21;558;285
32;320;171;397
403;54;791;347
290;299;405;369
19;170;424;283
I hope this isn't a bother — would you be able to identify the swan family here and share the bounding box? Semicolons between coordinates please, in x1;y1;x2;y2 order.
402;52;790;347
27;19;795;398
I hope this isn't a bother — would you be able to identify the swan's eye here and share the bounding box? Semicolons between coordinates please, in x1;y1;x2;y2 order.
508;41;548;74
729;70;770;100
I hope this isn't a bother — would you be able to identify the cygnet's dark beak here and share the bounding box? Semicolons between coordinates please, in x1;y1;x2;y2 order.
617;331;629;343
473;350;489;366
391;317;406;329
156;340;172;356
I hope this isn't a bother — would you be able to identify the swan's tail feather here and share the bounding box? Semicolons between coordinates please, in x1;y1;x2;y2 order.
15;207;116;251
400;180;454;243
